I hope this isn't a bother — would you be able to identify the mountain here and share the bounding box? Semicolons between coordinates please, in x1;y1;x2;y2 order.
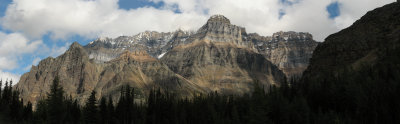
15;14;318;105
299;2;400;122
250;31;318;79
160;15;286;94
85;15;318;79
301;2;400;83
15;42;204;105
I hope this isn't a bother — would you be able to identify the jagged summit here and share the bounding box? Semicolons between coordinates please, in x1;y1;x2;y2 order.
207;15;231;24
69;42;82;49
66;42;86;55
191;14;251;48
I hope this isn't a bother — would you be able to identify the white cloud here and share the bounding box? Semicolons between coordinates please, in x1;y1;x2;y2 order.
0;57;18;70
1;0;205;40
0;70;20;84
0;32;44;71
0;32;42;56
1;0;395;41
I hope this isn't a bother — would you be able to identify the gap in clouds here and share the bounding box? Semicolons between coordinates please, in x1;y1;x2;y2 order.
327;2;340;19
118;0;165;10
0;0;11;17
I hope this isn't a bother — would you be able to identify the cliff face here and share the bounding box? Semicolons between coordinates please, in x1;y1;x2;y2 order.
15;14;319;105
301;2;400;83
161;41;285;94
15;42;100;105
94;50;204;102
249;31;319;79
160;15;285;94
15;43;204;106
188;15;253;48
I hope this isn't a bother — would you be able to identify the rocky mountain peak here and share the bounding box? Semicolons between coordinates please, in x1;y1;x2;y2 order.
66;42;87;56
191;15;252;48
69;42;83;49
207;15;231;24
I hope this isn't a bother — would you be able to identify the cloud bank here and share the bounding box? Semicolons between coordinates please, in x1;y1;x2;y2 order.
0;32;43;70
1;0;395;41
0;32;43;82
0;70;20;85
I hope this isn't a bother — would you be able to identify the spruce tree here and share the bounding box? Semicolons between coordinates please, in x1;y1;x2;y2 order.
23;102;33;121
0;80;2;101
47;76;65;124
83;90;99;124
107;96;115;124
34;99;48;123
99;97;108;124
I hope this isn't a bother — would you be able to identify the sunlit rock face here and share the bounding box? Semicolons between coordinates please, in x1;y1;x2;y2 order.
249;31;319;79
15;14;320;106
16;42;203;106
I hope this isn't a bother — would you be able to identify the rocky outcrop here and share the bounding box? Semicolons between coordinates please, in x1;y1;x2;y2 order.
186;15;253;48
15;42;100;105
161;16;286;94
249;31;319;79
161;41;285;94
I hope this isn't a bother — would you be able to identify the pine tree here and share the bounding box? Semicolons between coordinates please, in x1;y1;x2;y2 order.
107;96;115;124
83;90;99;124
2;81;10;104
23;102;33;121
116;86;135;124
47;76;65;124
70;99;81;124
34;99;48;123
99;97;108;124
0;80;2;101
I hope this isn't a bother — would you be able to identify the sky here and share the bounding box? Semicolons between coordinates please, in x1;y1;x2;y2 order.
0;0;396;83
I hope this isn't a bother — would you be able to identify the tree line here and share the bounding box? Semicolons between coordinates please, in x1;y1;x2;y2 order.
0;60;399;124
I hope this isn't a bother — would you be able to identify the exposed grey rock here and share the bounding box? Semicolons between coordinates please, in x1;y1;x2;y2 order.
84;30;194;63
249;31;319;79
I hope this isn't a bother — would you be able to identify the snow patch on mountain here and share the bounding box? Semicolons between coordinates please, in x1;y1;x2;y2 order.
157;52;166;59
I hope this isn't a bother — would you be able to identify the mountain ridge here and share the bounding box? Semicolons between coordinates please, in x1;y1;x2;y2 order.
15;14;318;105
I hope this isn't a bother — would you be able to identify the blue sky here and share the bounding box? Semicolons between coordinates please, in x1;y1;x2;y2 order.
0;0;395;82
